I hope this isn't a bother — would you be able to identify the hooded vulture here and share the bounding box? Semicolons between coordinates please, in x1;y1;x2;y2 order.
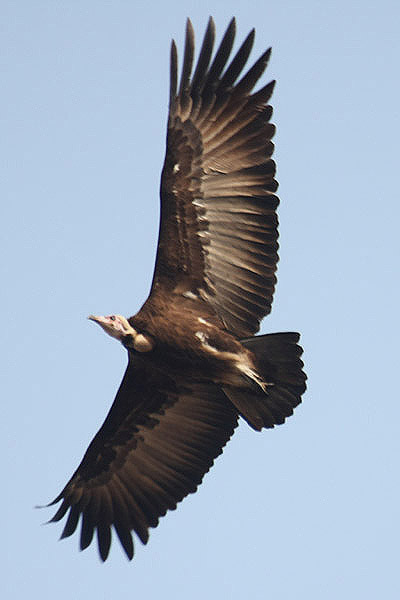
47;17;306;562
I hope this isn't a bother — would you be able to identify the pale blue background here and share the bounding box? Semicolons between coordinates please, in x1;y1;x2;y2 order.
2;1;399;598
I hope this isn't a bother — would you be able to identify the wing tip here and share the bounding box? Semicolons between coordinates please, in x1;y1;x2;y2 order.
186;17;195;41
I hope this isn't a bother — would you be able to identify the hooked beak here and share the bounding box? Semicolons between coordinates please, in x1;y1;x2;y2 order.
88;314;121;340
88;315;114;329
88;314;104;324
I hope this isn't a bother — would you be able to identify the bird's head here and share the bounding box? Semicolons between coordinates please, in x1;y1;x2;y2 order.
88;314;154;352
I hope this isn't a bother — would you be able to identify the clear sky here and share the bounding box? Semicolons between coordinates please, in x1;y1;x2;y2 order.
2;1;399;598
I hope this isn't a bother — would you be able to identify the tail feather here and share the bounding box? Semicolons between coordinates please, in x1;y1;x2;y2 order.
223;332;306;431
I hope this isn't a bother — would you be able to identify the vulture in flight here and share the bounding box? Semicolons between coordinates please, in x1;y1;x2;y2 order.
47;17;306;562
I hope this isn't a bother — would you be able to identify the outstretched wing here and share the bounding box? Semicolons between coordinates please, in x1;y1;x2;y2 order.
151;18;279;338
48;355;238;561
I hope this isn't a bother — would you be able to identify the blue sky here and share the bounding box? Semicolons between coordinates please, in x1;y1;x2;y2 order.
2;1;399;598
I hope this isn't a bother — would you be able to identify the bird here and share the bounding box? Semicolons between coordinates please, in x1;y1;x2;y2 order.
46;17;307;562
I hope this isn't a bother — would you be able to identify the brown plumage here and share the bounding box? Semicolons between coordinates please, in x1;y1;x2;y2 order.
47;17;306;562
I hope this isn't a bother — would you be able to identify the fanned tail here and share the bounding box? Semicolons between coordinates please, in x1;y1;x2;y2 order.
224;333;306;431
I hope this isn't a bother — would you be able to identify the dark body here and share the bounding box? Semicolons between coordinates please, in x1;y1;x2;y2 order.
48;18;307;562
129;295;245;377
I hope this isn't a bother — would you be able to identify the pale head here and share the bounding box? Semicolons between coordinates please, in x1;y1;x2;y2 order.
88;314;134;341
88;314;154;352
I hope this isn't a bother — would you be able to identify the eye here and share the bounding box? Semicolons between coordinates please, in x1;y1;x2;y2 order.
109;316;116;321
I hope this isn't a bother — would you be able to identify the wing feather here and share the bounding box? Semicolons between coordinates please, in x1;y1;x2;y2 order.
169;41;178;112
151;19;280;337
190;17;215;95
202;18;235;94
48;357;238;561
219;28;255;89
